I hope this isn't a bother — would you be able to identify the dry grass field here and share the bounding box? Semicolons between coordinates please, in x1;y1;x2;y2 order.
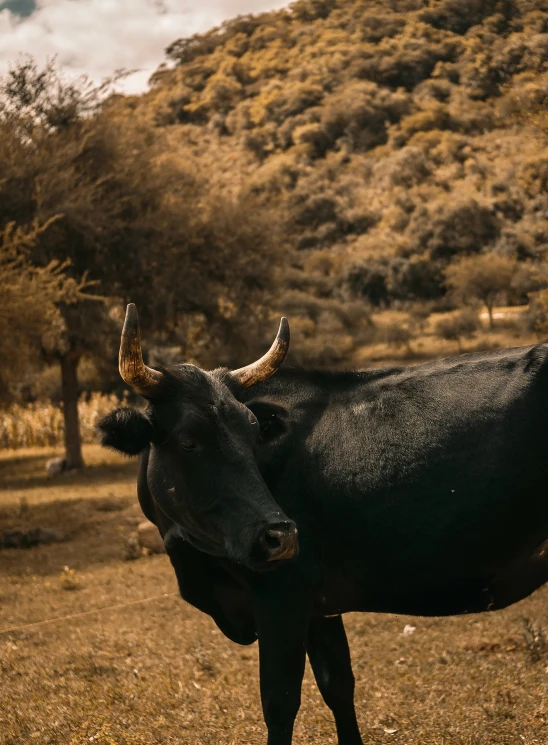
355;306;537;368
1;445;548;745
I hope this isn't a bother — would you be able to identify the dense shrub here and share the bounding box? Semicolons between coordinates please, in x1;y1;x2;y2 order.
320;81;412;152
344;260;391;306
343;255;445;306
409;199;501;260
418;0;513;35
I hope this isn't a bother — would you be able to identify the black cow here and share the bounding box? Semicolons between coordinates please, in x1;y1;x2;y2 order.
99;304;548;745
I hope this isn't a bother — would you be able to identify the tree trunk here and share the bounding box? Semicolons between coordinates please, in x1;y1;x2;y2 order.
60;353;84;469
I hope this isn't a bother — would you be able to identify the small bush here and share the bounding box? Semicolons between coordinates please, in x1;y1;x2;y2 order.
60;566;81;591
383;319;415;355
123;533;143;561
435;308;480;351
418;0;505;35
527;288;548;338
522;618;547;664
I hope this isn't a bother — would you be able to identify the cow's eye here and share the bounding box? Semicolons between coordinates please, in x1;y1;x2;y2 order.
181;439;197;451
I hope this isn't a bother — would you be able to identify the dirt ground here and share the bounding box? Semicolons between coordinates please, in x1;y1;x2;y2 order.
1;445;548;745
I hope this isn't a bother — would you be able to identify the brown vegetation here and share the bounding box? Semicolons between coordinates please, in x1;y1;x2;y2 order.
444;254;518;327
2;2;548;459
0;61;285;464
0;393;121;450
140;0;548;365
434;307;481;351
0;221;92;396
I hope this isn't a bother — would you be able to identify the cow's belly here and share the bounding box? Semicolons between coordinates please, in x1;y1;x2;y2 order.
313;537;548;618
307;469;548;609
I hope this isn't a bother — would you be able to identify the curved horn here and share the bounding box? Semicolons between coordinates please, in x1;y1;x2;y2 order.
119;303;163;395
231;317;290;388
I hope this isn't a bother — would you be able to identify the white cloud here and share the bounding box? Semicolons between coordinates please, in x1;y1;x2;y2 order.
0;0;290;94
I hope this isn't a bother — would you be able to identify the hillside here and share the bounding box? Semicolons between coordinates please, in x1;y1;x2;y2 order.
114;0;547;361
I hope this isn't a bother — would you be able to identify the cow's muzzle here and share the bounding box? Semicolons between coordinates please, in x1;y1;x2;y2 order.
257;520;298;563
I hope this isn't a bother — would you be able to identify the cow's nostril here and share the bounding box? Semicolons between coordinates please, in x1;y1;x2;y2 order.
259;522;298;562
264;529;283;551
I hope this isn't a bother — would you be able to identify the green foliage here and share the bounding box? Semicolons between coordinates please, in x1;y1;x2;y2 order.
418;0;514;35
344;254;444;306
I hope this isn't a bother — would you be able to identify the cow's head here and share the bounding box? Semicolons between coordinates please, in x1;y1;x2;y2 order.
98;304;297;571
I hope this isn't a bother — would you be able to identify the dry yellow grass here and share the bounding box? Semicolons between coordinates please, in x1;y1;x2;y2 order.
357;305;537;368
0;393;124;450
1;445;548;745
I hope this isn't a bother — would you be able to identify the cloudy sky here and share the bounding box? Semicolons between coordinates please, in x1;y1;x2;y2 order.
0;0;289;93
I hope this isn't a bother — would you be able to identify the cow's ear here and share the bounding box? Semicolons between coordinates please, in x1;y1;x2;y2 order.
97;408;154;455
245;399;290;443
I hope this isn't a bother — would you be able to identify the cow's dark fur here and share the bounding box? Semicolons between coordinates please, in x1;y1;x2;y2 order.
99;345;548;745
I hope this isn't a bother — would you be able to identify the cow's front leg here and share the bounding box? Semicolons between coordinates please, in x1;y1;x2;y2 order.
254;589;310;745
307;615;363;745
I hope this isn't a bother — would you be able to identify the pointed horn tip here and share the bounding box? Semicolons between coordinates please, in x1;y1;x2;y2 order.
279;316;290;339
123;302;138;323
122;303;141;337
